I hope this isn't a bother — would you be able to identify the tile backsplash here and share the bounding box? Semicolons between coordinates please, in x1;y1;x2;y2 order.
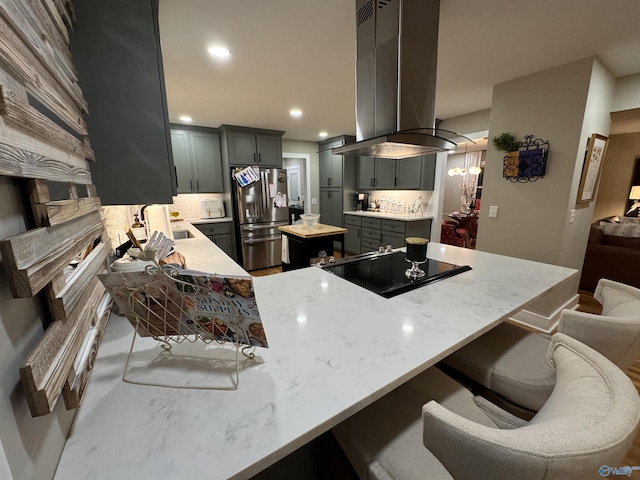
101;193;225;250
364;190;434;216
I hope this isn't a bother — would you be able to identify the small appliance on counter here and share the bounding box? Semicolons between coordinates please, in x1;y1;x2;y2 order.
200;199;225;219
356;192;370;211
142;204;174;240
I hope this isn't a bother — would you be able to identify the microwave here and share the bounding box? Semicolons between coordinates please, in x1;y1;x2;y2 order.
200;199;225;218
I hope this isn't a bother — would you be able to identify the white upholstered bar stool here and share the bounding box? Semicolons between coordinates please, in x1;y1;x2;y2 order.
332;333;640;480
441;278;640;412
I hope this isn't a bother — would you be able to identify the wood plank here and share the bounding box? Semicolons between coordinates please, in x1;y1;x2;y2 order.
0;10;87;134
0;86;94;160
278;223;348;238
19;278;104;417
0;141;91;183
53;0;74;29
3;0;78;93
47;243;108;322
0;211;103;297
34;197;101;227
62;294;111;410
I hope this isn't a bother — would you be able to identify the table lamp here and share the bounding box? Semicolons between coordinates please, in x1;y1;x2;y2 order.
627;185;640;215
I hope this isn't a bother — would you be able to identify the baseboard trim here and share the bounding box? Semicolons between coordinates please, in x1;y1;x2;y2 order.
509;293;580;333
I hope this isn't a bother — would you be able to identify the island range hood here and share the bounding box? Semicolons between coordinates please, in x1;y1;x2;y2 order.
333;0;468;159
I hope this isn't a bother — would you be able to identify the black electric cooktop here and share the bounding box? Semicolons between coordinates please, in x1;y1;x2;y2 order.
322;251;471;298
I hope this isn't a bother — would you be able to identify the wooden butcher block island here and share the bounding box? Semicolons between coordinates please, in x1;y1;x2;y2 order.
279;223;348;271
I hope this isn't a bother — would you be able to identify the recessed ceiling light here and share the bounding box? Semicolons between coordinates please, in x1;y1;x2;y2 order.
179;115;193;123
289;109;303;118
319;131;328;138
208;46;230;58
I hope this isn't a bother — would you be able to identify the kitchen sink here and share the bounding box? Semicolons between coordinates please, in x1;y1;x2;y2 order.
172;229;195;239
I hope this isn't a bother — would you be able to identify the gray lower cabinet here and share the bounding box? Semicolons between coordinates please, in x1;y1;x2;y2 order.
194;222;235;259
319;189;343;229
344;214;432;254
356;154;436;190
344;215;362;254
221;125;284;167
171;127;223;193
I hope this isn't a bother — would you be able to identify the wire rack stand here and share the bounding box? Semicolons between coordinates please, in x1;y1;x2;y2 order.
119;264;256;390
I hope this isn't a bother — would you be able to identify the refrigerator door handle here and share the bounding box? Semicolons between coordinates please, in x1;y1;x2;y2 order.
242;224;283;231
261;170;270;218
243;236;280;245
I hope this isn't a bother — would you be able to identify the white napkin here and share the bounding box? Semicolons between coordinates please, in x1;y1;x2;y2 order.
281;235;289;263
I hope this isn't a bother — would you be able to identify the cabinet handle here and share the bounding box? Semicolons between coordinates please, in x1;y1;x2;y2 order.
196;180;200;191
190;179;193;191
253;153;257;163
258;153;262;163
371;178;374;187
328;190;332;198
394;177;398;187
174;166;178;188
328;177;332;186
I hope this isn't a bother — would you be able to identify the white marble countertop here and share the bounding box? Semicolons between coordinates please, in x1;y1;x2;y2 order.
343;210;433;221
54;226;578;480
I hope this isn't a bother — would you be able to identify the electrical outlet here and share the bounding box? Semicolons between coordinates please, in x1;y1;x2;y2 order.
569;209;576;223
311;197;317;205
488;206;498;218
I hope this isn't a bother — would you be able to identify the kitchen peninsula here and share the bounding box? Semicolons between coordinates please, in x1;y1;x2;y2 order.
54;221;577;480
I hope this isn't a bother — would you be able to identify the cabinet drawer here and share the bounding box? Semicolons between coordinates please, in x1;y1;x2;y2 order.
362;228;381;241
381;219;406;234
344;215;362;227
195;222;231;236
361;218;382;229
361;238;380;251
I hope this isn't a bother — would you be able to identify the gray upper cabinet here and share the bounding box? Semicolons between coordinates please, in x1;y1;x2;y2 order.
171;127;223;194
319;136;354;188
397;153;436;190
356;153;436;190
70;0;176;205
221;125;284;167
357;157;396;190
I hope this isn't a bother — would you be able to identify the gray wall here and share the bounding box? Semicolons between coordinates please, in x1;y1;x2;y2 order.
476;57;614;270
0;178;76;480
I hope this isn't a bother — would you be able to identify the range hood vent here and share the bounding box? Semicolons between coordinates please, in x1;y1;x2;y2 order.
334;0;469;159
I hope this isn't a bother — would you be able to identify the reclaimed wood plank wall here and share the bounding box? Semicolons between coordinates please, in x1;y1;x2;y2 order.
0;0;112;417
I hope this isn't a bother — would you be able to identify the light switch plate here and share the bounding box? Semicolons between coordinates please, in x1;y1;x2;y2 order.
488;206;498;218
569;209;576;223
311;197;317;205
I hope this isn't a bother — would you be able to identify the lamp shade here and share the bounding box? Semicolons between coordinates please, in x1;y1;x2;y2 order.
630;186;640;200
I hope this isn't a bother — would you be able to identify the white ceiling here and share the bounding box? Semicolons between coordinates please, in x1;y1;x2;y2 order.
159;0;640;142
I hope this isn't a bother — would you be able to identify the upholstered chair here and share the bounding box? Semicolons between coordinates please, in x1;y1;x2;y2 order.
442;278;640;412
440;221;465;247
332;333;640;480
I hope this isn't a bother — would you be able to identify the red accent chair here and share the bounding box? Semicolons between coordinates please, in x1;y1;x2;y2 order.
440;220;466;247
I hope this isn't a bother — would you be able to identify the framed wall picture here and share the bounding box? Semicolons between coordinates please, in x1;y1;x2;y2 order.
576;134;609;204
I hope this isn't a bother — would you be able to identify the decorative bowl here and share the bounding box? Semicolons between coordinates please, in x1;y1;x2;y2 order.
300;214;320;228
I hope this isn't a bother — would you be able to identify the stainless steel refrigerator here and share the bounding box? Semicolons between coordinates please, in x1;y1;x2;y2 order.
232;166;289;271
